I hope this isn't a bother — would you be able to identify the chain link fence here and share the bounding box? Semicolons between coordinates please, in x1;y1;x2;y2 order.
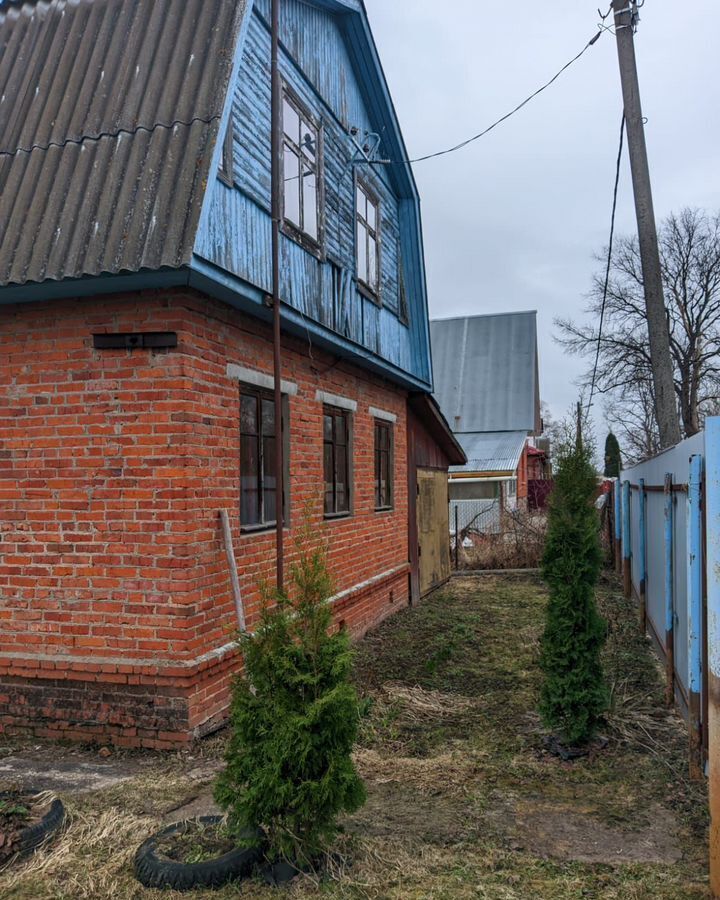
450;498;549;571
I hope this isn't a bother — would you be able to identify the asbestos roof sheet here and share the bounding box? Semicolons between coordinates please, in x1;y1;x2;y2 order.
450;430;527;475
430;312;540;435
0;0;246;288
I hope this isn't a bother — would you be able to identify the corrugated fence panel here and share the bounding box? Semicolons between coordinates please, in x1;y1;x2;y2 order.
621;431;705;711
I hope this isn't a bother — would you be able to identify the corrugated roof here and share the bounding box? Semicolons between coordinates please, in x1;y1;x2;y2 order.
0;0;246;288
430;312;540;434
450;431;527;475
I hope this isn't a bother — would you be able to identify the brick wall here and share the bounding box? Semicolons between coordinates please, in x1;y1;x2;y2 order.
0;288;410;747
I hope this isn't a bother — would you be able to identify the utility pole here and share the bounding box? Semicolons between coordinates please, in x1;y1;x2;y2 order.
612;0;681;449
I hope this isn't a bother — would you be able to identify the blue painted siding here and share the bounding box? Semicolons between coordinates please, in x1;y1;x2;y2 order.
193;0;429;387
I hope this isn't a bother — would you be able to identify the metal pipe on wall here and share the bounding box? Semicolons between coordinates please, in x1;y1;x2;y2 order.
271;0;284;591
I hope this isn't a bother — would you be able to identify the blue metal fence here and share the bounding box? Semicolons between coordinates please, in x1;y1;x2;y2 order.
619;429;707;775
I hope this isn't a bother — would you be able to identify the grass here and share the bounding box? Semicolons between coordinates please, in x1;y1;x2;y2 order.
0;573;710;898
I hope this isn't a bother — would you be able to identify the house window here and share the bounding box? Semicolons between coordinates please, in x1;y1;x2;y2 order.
356;181;380;298
323;407;351;516
374;421;393;510
240;388;281;529
282;91;320;245
218;124;234;187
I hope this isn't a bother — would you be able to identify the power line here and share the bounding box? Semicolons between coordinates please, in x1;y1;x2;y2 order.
377;21;608;167
586;113;626;418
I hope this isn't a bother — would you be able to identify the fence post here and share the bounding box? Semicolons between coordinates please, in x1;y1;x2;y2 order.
664;473;675;706
705;418;720;897
622;480;632;599
688;453;704;780
614;479;622;574
638;478;647;632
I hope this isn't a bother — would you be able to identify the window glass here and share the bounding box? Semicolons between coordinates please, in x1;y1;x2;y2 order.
240;389;284;528
374;421;393;509
284;148;301;229
356;181;380;297
282;90;321;246
323;407;351;516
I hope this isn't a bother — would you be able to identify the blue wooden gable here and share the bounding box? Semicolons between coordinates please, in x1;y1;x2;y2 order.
192;0;433;392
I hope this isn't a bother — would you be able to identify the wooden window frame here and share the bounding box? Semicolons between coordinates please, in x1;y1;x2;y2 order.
239;386;287;532
323;405;352;518
280;85;324;258
355;177;381;304
374;420;393;511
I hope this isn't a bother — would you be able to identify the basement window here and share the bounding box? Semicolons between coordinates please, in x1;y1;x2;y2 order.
323;406;351;517
240;387;285;529
282;89;322;250
356;180;381;300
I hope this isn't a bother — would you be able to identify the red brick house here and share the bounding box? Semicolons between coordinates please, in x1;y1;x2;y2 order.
0;0;464;748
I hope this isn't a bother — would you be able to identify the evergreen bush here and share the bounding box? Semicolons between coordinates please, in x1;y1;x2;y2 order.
539;434;608;746
214;524;366;865
604;432;622;478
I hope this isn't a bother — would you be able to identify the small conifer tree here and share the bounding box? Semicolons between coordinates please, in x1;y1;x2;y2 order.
539;426;608;746
215;523;366;865
604;432;622;478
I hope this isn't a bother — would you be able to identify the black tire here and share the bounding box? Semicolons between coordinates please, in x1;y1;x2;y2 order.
0;791;66;858
133;816;263;891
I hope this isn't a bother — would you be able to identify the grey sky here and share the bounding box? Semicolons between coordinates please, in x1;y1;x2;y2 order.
364;0;720;437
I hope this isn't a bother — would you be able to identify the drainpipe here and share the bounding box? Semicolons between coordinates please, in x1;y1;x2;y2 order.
614;479;622;574
622;480;632;599
271;0;284;591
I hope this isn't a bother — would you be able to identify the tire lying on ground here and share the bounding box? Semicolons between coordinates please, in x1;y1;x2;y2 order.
0;791;66;860
133;816;263;891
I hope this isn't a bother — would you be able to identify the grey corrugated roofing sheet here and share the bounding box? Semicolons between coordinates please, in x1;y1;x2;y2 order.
450;430;527;475
430;312;540;435
0;0;246;288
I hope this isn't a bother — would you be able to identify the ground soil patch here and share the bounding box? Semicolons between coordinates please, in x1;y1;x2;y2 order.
0;574;711;899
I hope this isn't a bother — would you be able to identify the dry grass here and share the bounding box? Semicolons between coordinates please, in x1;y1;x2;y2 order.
0;573;710;899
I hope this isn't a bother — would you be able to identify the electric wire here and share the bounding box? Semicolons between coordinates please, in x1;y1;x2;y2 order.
376;22;608;167
585;113;626;418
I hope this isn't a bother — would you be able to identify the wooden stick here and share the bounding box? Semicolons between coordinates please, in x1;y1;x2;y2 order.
220;509;245;632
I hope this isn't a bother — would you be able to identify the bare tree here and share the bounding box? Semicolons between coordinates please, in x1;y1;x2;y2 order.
604;381;660;465
557;208;720;446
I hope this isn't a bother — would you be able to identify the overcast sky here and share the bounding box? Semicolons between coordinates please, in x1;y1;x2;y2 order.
364;0;720;438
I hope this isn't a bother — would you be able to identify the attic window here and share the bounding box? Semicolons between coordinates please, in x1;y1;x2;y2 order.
356;180;380;300
282;90;322;249
218;124;234;187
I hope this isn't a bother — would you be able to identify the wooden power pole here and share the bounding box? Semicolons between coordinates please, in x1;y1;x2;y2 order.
612;0;681;449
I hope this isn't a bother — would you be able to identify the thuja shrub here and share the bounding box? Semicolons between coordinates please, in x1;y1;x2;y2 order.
215;525;366;865
539;437;608;746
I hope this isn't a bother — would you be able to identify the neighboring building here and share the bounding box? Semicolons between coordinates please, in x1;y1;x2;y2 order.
430;312;543;512
0;0;464;748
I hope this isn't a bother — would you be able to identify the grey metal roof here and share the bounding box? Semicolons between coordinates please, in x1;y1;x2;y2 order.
0;0;246;288
430;312;540;435
450;430;527;475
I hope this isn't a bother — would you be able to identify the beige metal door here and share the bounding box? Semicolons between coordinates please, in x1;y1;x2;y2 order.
416;468;450;596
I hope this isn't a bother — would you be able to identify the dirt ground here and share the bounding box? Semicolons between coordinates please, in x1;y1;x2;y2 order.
0;574;710;899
